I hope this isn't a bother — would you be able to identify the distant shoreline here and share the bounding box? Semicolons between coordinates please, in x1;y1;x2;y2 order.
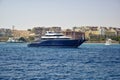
0;41;119;44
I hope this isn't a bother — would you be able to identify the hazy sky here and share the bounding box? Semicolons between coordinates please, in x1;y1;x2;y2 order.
0;0;120;30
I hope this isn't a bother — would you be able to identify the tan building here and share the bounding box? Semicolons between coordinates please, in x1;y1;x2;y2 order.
73;26;100;39
13;30;31;37
49;27;61;32
73;26;89;32
89;27;100;35
105;27;117;36
32;26;62;37
85;31;91;39
113;27;120;36
62;30;85;39
84;26;100;39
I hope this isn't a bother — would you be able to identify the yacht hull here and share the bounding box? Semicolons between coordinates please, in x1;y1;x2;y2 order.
28;39;85;48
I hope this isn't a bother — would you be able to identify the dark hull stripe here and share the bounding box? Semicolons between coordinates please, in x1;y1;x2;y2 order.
28;39;85;48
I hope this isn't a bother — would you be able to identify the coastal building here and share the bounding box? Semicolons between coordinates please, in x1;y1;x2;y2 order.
105;27;117;36
72;26;119;39
73;27;82;32
117;30;120;36
0;28;12;42
32;26;62;37
89;28;100;35
62;30;85;39
13;30;31;37
32;27;45;37
113;27;120;36
72;26;100;39
73;26;89;32
49;27;61;32
99;27;106;36
85;26;100;39
84;31;91;39
0;28;12;37
64;29;72;32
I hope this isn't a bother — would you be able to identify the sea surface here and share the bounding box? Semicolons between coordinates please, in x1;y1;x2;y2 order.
0;43;120;80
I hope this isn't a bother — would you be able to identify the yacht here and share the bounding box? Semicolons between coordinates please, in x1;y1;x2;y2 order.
28;31;85;48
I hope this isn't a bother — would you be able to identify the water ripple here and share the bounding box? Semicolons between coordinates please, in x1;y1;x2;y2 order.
0;43;120;80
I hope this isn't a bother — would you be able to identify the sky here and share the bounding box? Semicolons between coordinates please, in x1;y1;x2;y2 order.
0;0;120;30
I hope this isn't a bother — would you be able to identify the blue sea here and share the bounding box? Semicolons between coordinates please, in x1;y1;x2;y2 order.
0;43;120;80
